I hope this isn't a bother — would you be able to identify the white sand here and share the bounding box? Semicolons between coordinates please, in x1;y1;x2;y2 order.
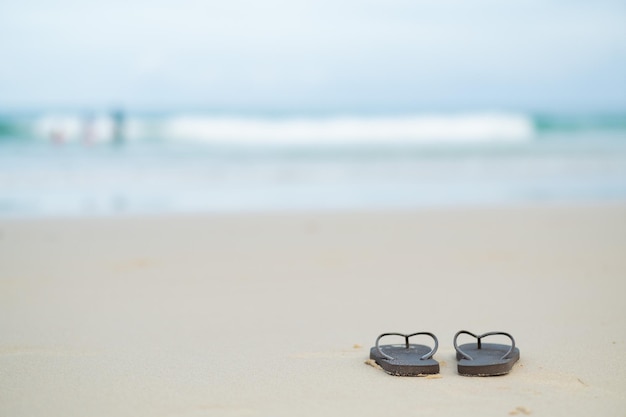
1;204;625;416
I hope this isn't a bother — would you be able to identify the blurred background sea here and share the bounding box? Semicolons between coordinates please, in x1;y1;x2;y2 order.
1;111;625;216
1;0;625;217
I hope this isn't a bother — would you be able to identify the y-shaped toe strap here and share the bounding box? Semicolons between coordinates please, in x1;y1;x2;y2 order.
453;330;516;361
375;332;439;361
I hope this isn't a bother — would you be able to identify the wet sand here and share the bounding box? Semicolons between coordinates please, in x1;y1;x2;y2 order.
1;204;625;416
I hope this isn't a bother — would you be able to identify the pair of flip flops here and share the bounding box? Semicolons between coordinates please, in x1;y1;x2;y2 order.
369;330;520;377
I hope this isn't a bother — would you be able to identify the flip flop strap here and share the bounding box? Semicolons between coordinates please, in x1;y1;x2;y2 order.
375;332;439;361
453;330;516;361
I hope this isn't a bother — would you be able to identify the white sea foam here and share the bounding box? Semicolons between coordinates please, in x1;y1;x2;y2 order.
31;113;534;145
162;114;534;145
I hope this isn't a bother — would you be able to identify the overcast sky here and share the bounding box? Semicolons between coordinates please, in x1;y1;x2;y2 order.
1;0;625;113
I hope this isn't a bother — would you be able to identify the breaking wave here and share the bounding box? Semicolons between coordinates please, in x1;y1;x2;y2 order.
1;113;535;146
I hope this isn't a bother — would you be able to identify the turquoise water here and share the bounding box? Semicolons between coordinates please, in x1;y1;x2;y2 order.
1;112;625;216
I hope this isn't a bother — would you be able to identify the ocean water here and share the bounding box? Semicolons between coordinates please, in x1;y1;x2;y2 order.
1;112;625;217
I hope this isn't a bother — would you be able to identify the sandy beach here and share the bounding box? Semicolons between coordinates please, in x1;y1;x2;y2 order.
1;204;625;416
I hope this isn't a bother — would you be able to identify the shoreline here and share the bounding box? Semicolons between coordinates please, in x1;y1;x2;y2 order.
2;198;626;220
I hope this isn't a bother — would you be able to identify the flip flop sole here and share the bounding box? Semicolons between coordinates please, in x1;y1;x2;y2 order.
456;342;520;376
370;344;440;376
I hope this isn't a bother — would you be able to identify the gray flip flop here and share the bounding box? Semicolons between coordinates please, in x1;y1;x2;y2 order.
454;330;520;376
369;332;440;376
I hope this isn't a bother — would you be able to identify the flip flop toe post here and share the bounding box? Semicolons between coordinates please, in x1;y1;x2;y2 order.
369;332;440;376
454;330;520;376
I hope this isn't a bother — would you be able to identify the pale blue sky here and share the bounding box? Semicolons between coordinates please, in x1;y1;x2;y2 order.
1;0;625;113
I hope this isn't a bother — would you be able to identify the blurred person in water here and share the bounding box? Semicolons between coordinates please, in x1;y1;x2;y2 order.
111;109;125;145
